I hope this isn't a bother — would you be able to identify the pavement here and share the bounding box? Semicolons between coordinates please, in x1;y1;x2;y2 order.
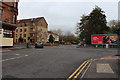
67;55;120;80
0;44;33;52
80;56;120;80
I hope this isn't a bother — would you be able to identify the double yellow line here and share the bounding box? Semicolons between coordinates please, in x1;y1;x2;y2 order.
67;59;94;80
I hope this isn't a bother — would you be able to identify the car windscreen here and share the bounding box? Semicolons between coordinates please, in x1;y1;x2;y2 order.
36;42;43;45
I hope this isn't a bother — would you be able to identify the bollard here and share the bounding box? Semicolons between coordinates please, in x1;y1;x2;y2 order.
84;44;86;47
106;44;109;48
26;43;29;48
96;45;98;48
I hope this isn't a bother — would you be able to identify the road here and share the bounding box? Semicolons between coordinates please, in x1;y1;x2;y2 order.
2;45;118;79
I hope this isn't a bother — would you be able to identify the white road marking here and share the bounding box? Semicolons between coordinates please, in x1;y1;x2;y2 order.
25;55;28;56
15;54;20;56
0;55;28;62
97;63;114;73
81;61;92;78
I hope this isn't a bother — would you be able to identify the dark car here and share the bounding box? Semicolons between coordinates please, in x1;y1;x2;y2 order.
35;42;44;48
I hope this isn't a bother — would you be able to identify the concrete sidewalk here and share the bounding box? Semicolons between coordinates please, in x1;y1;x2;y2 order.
81;56;120;80
1;44;33;52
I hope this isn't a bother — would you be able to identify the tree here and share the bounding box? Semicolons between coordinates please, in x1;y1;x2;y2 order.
76;6;109;44
59;31;79;43
48;35;55;43
108;20;120;34
76;15;89;41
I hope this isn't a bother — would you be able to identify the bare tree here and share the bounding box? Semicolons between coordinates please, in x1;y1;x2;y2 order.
108;20;118;27
108;20;120;33
51;29;63;36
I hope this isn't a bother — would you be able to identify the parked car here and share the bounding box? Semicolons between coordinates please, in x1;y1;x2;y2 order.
35;42;44;48
76;42;84;48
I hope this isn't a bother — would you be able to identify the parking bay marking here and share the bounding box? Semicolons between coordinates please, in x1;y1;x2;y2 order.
1;55;28;62
97;63;114;73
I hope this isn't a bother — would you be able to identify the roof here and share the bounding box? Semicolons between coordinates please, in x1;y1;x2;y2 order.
17;17;48;25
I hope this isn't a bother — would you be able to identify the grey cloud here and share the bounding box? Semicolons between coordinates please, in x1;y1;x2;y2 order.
18;2;118;34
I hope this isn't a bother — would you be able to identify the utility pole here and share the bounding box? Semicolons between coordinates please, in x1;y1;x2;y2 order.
115;28;120;79
118;28;120;80
116;28;120;55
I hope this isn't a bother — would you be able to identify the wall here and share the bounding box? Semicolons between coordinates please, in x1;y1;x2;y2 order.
0;2;18;24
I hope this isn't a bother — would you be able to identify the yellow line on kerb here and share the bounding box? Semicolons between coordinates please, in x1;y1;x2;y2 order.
67;59;93;80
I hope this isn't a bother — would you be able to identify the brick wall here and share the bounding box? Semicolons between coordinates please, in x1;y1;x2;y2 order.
0;2;18;24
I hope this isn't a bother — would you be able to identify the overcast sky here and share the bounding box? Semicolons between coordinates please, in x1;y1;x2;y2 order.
18;0;118;34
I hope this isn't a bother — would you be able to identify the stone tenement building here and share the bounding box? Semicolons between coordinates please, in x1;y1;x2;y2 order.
14;17;48;44
0;1;19;40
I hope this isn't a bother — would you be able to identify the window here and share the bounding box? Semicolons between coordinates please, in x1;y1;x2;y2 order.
0;9;2;19
16;39;18;43
41;23;43;26
24;39;26;42
35;21;38;26
30;21;33;27
20;29;22;32
0;29;2;34
24;23;27;26
20;23;22;27
30;28;33;32
16;34;18;37
13;3;17;8
4;19;10;23
13;14;16;23
24;34;26;37
16;29;18;32
41;29;42;31
8;7;11;10
30;33;33;37
33;23;35;26
24;29;26;32
17;23;20;27
20;34;22;38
